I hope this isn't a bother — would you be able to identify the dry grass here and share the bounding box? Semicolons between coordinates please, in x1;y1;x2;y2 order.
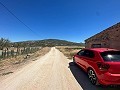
0;47;51;76
56;46;84;59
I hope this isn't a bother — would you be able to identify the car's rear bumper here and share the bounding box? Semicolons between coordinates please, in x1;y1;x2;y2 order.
99;72;120;85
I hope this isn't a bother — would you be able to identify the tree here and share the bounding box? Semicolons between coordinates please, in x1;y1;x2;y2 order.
0;38;11;50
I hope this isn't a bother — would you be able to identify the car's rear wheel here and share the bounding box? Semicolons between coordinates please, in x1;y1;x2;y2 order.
88;69;99;85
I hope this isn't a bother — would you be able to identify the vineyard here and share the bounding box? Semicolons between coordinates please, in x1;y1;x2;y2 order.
0;38;40;60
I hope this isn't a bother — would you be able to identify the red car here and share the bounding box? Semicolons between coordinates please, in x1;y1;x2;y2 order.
73;48;120;86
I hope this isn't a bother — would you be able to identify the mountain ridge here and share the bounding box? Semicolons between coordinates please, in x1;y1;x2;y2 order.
14;39;85;47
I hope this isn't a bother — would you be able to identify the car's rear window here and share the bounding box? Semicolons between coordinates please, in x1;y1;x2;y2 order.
100;51;120;62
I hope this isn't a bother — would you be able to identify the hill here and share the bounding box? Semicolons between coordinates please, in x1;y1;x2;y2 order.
14;39;85;47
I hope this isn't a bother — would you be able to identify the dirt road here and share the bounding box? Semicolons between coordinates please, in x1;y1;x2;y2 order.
0;47;83;90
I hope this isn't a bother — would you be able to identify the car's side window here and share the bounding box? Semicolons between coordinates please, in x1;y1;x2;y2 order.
77;50;85;56
84;50;95;58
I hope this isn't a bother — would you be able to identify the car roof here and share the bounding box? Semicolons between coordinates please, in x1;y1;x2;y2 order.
83;48;118;52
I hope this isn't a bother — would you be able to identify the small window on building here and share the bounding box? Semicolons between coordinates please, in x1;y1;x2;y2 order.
115;26;118;28
104;43;106;46
91;44;101;48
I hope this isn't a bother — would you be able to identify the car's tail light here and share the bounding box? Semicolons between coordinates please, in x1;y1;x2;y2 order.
97;62;110;70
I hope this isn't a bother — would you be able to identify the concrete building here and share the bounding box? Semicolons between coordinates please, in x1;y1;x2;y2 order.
85;22;120;50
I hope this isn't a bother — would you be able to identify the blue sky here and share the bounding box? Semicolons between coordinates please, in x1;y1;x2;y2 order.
0;0;120;43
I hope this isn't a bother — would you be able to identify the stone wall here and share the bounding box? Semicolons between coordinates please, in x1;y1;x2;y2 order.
85;22;120;50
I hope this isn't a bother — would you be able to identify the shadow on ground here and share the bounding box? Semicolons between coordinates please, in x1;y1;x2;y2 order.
69;62;120;90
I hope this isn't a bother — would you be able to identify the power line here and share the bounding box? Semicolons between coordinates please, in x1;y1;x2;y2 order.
0;1;40;37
